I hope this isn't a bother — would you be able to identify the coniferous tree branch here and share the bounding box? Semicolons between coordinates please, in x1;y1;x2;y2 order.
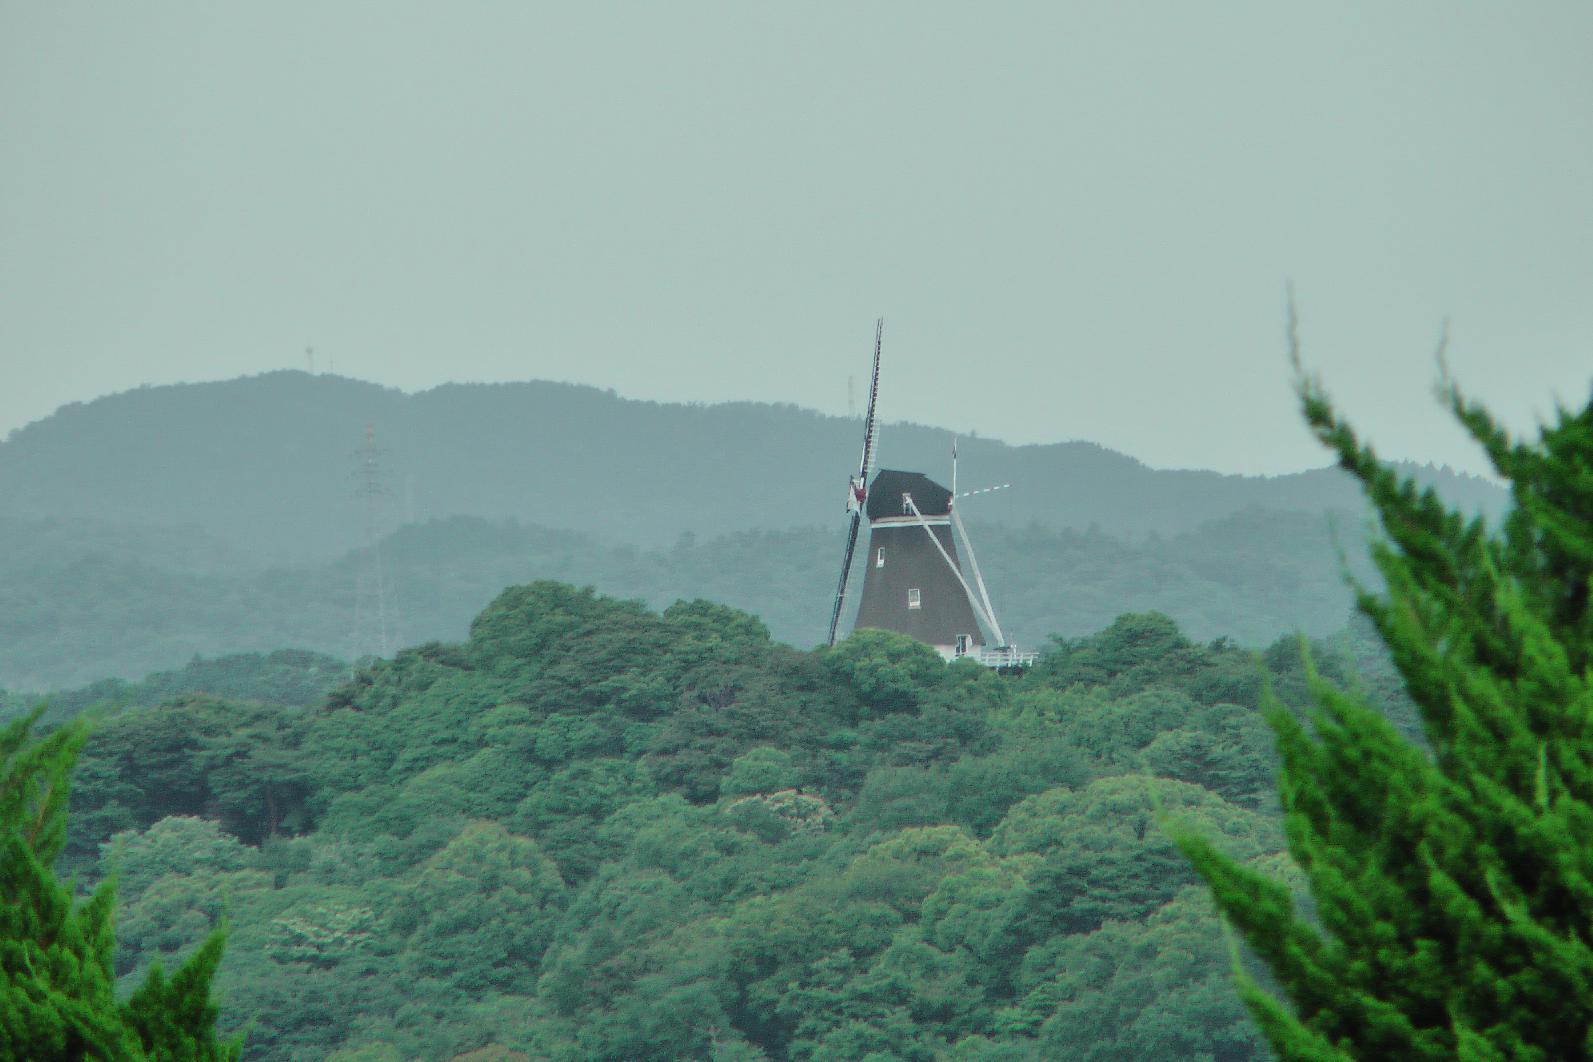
0;710;240;1060
1180;339;1593;1059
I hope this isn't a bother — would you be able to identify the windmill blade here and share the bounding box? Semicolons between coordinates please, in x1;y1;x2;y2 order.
829;318;883;648
957;483;1011;500
856;318;883;483
826;509;863;646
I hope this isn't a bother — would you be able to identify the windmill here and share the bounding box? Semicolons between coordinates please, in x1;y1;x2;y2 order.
826;329;1036;669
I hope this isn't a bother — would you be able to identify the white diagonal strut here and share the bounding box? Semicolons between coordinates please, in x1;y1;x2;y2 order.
949;504;1006;647
903;494;999;640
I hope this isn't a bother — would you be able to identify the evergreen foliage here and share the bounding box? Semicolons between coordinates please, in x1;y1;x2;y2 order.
0;709;238;1060
1180;369;1593;1058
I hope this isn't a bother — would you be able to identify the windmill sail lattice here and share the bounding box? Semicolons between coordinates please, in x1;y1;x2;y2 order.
826;318;883;647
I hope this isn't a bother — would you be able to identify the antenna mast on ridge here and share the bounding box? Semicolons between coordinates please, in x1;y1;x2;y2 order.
351;423;397;665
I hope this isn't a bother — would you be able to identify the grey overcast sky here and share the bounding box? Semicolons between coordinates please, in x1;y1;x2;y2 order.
2;3;1590;475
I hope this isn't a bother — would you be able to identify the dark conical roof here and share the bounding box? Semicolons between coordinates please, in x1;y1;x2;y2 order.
866;469;953;520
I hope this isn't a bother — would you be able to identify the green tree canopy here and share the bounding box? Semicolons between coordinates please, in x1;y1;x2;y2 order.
0;710;238;1060
1182;364;1593;1058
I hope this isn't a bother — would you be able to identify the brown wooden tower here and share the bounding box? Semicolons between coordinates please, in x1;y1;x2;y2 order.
852;470;983;657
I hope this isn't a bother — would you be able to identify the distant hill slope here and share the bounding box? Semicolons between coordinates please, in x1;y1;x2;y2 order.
0;508;1377;690
0;371;1506;560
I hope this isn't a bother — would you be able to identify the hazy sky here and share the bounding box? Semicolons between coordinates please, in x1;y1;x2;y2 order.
3;3;1590;475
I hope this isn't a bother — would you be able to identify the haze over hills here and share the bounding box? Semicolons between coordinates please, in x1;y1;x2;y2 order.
0;371;1506;562
0;508;1380;690
0;371;1509;689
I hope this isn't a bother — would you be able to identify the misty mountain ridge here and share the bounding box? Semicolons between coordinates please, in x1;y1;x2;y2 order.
2;504;1379;691
0;370;1502;689
0;370;1506;562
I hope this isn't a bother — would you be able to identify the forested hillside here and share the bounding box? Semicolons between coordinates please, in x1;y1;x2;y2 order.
0;649;347;730
1;508;1378;690
45;582;1407;1061
0;371;1504;559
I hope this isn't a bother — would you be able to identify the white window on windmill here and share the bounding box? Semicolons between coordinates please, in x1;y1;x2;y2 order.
876;547;885;568
907;588;922;610
901;493;913;515
955;634;970;657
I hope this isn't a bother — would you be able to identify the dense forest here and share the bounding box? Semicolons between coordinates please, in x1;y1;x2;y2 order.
19;582;1413;1060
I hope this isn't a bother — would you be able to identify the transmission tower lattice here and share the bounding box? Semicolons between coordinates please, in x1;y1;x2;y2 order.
350;423;397;664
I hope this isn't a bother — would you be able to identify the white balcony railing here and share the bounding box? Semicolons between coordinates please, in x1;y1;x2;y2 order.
971;645;1038;670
